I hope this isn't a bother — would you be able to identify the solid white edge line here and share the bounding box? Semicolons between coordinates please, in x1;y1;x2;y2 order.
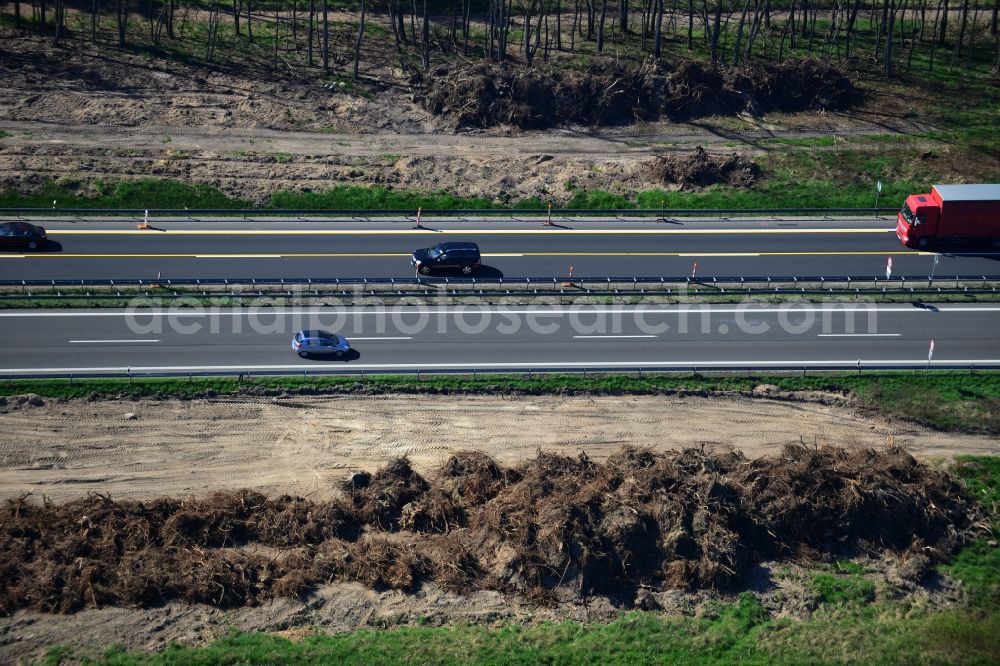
50;228;898;235
816;334;901;337
69;339;161;343
573;335;657;339
3;359;999;374
2;306;999;317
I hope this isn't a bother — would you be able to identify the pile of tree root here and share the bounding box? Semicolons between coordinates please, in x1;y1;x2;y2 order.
652;147;761;187
416;58;859;129
0;445;981;614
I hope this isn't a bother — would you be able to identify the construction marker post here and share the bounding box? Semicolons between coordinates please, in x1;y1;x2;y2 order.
691;262;699;281
885;256;892;281
543;203;554;226
411;207;424;230
928;339;935;369
137;209;151;230
562;266;575;288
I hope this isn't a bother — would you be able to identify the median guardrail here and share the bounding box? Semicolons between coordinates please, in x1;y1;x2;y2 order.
3;363;999;382
0;274;996;300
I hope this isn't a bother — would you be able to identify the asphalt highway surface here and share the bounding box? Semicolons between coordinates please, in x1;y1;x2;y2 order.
2;304;998;376
3;216;999;281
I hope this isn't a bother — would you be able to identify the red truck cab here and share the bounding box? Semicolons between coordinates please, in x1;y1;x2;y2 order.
896;184;1000;249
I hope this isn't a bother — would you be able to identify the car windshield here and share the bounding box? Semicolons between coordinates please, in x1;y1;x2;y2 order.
901;204;916;225
427;246;443;259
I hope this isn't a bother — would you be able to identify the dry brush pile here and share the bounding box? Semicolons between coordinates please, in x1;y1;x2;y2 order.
0;445;981;614
416;58;859;130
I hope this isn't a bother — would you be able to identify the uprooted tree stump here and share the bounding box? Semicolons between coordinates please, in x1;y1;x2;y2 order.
415;58;860;130
0;445;982;614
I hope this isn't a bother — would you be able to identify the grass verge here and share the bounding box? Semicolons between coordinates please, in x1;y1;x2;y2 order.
68;602;998;665
5;371;1000;434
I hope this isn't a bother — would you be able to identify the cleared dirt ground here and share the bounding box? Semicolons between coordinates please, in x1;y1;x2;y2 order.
1;392;996;502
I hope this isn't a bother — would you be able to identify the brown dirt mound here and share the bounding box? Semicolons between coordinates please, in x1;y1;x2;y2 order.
653;147;760;188
417;58;859;130
0;446;980;614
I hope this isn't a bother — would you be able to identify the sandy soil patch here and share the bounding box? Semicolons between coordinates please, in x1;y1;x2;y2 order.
1;393;995;502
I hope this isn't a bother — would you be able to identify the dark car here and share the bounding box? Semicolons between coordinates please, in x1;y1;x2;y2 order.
291;330;351;358
0;222;47;251
411;242;481;275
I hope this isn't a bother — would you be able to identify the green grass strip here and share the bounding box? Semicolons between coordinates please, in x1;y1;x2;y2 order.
6;371;1000;434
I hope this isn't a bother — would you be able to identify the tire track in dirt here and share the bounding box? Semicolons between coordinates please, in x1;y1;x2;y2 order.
0;394;995;501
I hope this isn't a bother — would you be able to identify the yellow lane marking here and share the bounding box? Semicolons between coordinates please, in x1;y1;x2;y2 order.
18;251;930;259
50;228;895;235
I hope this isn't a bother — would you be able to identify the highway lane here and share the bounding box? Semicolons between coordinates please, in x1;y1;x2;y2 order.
2;217;999;280
1;304;998;375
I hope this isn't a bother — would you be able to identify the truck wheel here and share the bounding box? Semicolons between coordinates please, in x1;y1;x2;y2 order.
915;237;930;249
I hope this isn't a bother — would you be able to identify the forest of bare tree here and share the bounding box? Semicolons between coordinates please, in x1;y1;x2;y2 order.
4;0;999;81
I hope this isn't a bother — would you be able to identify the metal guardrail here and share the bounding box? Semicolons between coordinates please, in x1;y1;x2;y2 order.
2;274;996;288
0;207;900;218
0;274;996;300
4;363;998;381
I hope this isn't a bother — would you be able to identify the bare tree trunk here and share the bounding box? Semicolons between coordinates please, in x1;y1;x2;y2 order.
571;0;579;49
115;0;129;46
354;0;366;80
929;0;942;68
708;0;723;60
390;0;409;44
232;0;241;34
654;0;664;56
597;0;607;50
422;0;429;71
733;0;751;63
952;0;970;60
556;0;562;49
308;0;314;65
247;0;253;42
524;0;538;58
464;0;472;54
322;0;329;73
92;0;99;42
938;0;949;44
40;0;47;34
688;0;693;48
777;0;795;61
273;7;279;69
620;0;629;33
884;0;896;76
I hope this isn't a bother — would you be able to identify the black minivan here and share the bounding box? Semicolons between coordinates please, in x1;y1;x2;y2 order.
411;242;482;275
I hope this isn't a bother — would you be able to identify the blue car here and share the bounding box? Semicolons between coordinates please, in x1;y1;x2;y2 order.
292;330;351;358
